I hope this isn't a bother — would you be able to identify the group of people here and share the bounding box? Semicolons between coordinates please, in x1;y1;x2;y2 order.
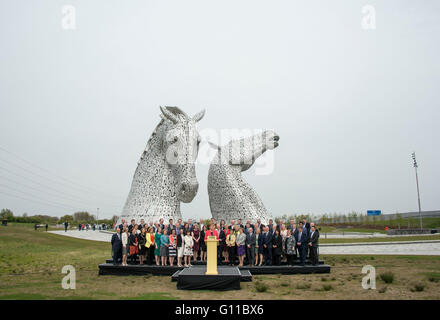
110;217;320;267
77;223;108;231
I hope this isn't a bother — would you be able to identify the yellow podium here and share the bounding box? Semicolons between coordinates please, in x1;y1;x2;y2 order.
205;236;219;275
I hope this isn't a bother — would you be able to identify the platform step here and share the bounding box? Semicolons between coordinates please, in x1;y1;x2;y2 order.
240;269;253;282
99;263;330;276
175;266;246;290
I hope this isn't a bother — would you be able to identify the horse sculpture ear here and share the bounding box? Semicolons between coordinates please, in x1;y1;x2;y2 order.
160;106;178;124
208;141;221;151
192;109;205;122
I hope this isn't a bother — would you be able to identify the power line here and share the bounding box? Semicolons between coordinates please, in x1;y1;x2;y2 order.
0;183;89;211
0;173;120;211
0;189;83;212
0;166;121;210
0;145;124;200
0;156;111;199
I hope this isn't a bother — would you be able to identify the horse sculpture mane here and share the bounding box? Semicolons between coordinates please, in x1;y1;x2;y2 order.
119;106;205;224
207;130;279;225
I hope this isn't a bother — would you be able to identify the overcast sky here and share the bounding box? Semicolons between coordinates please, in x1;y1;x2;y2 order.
0;0;439;220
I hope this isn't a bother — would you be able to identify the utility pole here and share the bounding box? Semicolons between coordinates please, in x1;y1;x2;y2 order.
97;207;100;223
411;152;423;230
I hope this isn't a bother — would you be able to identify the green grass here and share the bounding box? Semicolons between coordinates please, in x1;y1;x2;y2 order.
1;222;439;300
422;272;440;283
0;293;48;300
120;292;177;300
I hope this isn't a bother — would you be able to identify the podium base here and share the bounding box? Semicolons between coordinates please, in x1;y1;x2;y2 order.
175;266;245;290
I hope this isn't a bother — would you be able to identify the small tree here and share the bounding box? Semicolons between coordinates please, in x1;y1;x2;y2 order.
59;215;74;224
0;208;14;220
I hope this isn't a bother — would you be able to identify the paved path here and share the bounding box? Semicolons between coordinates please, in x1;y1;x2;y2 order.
49;230;112;242
320;232;439;239
320;241;440;255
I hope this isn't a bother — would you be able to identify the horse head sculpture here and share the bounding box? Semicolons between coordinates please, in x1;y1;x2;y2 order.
208;130;279;224
120;106;205;223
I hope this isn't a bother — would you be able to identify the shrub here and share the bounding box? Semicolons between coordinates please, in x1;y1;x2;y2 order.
426;273;440;283
380;272;395;284
296;283;311;290
321;277;327;282
255;282;268;292
411;283;425;292
322;284;333;291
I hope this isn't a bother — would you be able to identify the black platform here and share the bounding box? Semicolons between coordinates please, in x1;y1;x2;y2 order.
98;263;181;276
174;266;246;290
240;264;330;274
98;262;330;276
171;268;253;282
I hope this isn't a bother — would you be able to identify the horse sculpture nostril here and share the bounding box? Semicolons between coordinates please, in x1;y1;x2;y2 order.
181;182;198;195
274;135;280;141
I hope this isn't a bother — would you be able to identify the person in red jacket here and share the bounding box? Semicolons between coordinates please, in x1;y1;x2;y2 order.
204;223;219;240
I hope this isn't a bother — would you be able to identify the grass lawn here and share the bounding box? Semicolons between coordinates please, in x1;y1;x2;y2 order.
0;223;439;300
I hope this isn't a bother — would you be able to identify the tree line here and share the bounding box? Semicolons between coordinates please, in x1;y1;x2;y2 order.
0;208;118;226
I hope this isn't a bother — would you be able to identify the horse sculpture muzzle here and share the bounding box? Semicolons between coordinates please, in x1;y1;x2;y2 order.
178;180;199;203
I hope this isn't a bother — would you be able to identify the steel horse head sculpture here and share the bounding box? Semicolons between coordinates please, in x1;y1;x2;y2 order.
120;106;205;224
207;130;280;225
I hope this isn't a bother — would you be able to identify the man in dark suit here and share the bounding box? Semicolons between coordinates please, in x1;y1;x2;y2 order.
118;218;125;233
262;226;273;266
267;219;274;233
139;219;146;230
302;219;311;235
245;220;254;233
64;221;69;232
111;227;123;265
167;218;175;233
245;227;256;266
295;226;308;266
128;219;136;233
187;218;194;232
158;218;165;230
255;219;261;232
308;225;319;265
